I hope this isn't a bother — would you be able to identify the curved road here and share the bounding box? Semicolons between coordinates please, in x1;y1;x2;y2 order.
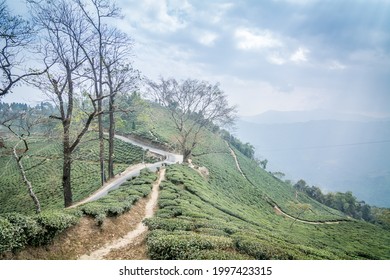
70;134;183;208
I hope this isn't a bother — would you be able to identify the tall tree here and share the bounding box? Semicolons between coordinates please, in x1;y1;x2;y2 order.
28;0;101;207
0;1;46;97
147;78;236;162
102;28;138;179
75;0;121;185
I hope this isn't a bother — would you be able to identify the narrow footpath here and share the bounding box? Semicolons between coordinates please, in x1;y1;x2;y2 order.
79;168;165;260
226;142;343;225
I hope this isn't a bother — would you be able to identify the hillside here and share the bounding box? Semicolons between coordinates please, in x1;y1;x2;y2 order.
1;103;390;260
236;116;390;207
144;123;390;259
0;131;157;214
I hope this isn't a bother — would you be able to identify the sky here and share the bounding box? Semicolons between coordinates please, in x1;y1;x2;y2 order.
4;0;390;117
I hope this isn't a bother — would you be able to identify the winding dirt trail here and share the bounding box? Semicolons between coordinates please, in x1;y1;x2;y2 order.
225;142;343;225
79;168;165;260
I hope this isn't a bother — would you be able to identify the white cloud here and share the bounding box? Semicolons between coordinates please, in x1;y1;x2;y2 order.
234;28;282;51
198;31;218;46
122;0;192;33
290;47;310;63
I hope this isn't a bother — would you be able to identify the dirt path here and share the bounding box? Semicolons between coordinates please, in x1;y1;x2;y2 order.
79;168;165;260
273;205;340;225
225;142;342;225
226;141;246;178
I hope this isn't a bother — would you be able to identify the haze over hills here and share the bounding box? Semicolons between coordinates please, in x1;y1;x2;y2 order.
236;110;390;207
241;110;390;124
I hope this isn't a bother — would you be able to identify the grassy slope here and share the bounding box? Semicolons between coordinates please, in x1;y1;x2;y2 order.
0;132;155;214
2;103;390;259
143;104;390;259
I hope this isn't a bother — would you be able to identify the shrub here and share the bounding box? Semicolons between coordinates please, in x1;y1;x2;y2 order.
80;202;107;217
144;217;195;231
32;210;79;245
147;230;233;259
158;199;179;208
196;249;252;260
233;234;294;260
195;228;229;237
134;184;152;197
1;213;43;247
0;217;22;254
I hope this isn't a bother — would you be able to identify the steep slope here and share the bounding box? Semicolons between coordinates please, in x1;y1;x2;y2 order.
146;154;390;259
2;103;390;260
139;105;390;259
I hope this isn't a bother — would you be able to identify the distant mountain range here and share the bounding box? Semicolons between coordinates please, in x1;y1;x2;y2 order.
236;110;390;207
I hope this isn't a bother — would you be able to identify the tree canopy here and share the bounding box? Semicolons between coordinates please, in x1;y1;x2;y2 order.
147;78;237;161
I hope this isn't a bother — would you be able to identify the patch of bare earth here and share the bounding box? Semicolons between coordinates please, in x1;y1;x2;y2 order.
3;170;165;260
79;168;165;260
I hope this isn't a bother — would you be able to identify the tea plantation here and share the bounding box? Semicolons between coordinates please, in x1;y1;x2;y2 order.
141;106;390;259
0;132;155;214
1;104;390;259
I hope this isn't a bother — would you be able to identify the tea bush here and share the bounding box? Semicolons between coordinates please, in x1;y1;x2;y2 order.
0;218;22;253
0;210;79;253
147;230;233;259
33;210;79;245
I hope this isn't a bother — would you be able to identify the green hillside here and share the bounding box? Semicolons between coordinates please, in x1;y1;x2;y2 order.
117;103;390;259
0;131;155;214
1;103;390;259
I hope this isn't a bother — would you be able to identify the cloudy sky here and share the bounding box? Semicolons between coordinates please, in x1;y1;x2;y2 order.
5;0;390;117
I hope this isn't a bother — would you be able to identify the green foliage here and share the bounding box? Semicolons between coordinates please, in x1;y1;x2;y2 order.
0;132;154;214
233;234;293;260
78;169;157;224
147;230;234;260
0;217;22;253
1;213;42;246
294;180;374;222
371;207;390;229
0;210;78;253
220;130;255;159
146;154;390;260
33;210;79;245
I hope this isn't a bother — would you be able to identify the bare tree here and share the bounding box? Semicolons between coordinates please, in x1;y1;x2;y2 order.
28;0;101;207
0;1;47;97
147;78;237;162
102;28;138;178
0;108;42;213
75;0;122;185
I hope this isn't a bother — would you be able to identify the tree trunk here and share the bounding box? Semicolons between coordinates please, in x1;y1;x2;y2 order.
182;145;192;164
13;146;41;214
63;123;73;208
108;95;115;179
98;106;105;185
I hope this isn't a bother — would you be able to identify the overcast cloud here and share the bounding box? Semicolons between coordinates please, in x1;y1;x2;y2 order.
4;0;390;117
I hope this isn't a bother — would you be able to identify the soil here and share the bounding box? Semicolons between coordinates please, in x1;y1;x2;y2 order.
3;169;165;260
78;168;165;260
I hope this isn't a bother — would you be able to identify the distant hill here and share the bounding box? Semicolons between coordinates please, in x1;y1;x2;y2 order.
236;111;390;207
